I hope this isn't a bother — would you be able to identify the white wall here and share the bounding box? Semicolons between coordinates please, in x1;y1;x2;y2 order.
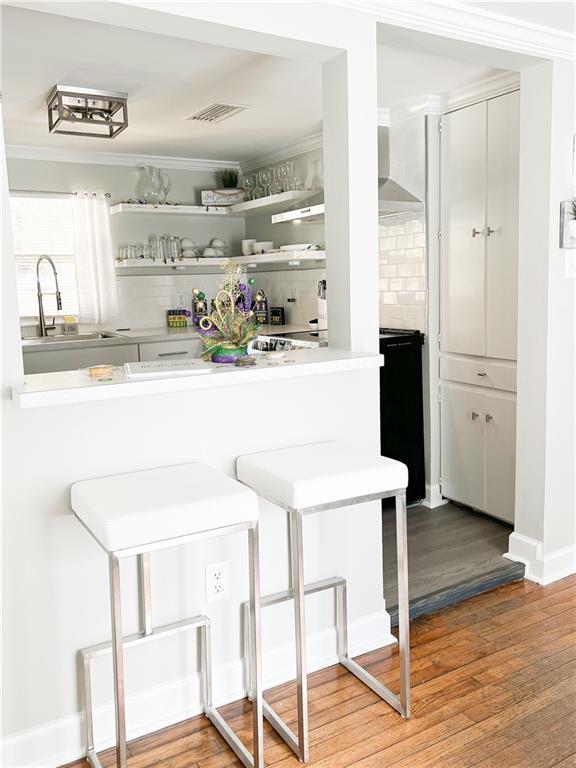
1;3;381;764
8;158;324;329
508;58;576;584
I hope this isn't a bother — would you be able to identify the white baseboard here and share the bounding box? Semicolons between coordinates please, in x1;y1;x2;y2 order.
421;484;448;509
1;610;393;768
505;532;576;585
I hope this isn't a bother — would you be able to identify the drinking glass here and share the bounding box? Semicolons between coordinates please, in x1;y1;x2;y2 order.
278;162;290;192
243;174;255;200
259;168;272;196
269;166;282;195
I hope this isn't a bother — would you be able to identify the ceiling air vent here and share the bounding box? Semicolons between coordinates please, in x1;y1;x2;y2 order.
186;102;247;124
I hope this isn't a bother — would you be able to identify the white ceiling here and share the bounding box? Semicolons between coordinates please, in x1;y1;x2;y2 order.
377;45;500;112
467;2;575;32
2;5;519;162
0;6;323;161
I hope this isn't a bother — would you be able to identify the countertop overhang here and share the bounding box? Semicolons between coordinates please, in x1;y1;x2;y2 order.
12;348;383;408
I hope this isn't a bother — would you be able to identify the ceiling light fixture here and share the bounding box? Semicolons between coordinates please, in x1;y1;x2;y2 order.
46;85;128;139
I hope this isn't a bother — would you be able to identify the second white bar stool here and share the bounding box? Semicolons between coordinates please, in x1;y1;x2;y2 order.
71;462;264;768
237;441;410;763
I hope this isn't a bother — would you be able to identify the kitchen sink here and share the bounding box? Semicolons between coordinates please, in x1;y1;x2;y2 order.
21;332;124;346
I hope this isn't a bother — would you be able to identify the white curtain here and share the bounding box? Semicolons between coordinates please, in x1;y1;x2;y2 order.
73;191;119;323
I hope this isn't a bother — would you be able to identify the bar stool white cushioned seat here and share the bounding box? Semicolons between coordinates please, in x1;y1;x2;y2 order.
236;441;410;764
72;462;264;768
72;462;258;552
236;441;408;509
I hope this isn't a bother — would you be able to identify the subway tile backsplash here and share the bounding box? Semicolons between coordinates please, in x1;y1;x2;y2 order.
379;215;427;332
115;268;326;329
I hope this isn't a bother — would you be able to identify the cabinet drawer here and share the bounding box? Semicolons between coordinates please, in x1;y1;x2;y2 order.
139;339;202;361
440;355;516;392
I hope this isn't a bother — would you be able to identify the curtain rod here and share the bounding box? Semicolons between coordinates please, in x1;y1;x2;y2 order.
10;190;111;198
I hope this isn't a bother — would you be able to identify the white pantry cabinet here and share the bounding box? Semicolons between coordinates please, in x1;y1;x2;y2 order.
440;381;516;524
440;91;519;360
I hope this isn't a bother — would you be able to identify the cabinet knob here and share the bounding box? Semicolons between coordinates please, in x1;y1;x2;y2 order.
486;414;494;422
487;227;495;236
471;411;480;420
472;228;483;238
476;372;487;377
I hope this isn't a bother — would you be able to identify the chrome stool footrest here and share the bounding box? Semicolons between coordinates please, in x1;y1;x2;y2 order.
244;573;408;762
80;612;257;768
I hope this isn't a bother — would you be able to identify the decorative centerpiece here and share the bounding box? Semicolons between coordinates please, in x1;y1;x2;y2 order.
198;261;259;363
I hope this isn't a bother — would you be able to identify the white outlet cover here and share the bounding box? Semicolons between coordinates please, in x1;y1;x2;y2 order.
206;560;229;602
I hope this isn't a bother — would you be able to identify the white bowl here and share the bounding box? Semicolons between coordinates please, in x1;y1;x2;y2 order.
203;247;217;256
210;237;226;248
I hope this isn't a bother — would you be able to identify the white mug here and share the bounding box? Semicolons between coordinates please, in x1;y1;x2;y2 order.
242;239;257;256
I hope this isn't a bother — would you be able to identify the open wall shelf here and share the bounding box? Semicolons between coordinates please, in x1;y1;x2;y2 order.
109;191;316;219
115;250;325;275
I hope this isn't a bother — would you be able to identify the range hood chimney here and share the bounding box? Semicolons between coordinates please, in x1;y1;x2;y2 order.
271;124;423;225
377;125;423;218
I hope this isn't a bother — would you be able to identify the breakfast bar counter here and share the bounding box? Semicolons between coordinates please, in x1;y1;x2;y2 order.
12;348;383;408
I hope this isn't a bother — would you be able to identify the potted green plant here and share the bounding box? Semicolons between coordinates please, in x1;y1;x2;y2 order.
218;168;240;189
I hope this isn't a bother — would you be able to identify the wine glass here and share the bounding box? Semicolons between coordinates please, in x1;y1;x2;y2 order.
269;166;282;195
259;168;272;197
278;162;290;192
243;174;255;201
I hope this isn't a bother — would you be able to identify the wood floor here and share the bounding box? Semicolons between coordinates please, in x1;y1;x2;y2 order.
65;575;576;768
383;502;525;622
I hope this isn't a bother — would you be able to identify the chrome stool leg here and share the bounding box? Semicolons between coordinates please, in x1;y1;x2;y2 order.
81;523;264;768
245;487;411;763
396;491;411;717
109;554;127;768
290;509;309;763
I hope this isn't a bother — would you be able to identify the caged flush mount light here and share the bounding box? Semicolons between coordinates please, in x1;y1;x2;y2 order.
46;85;128;139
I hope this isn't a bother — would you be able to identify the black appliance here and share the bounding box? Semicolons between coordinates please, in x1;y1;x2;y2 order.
379;329;425;505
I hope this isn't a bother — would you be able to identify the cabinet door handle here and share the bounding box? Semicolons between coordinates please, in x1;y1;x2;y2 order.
486;414;494;422
471;411;480;420
476;372;487;377
158;350;189;357
472;228;483;238
486;227;495;236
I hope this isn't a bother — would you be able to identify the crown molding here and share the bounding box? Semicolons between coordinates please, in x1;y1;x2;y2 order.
446;69;520;111
333;0;575;61
5;145;241;172
240;131;324;172
383;70;520;124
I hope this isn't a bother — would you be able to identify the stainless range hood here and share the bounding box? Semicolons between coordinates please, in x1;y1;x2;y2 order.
271;125;423;225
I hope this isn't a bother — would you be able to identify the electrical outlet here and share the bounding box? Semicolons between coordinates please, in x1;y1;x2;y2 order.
205;561;229;602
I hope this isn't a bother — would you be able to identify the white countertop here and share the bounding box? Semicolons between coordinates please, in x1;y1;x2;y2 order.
21;323;312;351
12;348;383;408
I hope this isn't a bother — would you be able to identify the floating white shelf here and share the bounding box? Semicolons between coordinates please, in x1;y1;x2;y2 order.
115;250;325;275
109;203;235;216
109;191;316;218
228;190;316;216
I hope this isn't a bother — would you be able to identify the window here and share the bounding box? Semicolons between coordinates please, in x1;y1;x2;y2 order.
9;194;80;318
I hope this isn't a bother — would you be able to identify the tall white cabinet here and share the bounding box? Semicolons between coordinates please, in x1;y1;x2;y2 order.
440;91;519;524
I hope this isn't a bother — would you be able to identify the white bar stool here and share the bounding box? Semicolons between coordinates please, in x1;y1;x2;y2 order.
237;442;410;763
71;462;264;768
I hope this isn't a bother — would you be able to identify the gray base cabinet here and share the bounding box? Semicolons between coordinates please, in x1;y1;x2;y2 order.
23;344;139;374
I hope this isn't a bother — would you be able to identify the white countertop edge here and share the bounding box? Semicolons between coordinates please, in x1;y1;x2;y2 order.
12;349;383;409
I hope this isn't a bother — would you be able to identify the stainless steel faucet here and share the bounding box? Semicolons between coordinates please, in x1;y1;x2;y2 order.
36;256;62;337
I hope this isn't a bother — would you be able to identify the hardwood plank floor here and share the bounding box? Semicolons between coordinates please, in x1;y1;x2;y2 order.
62;575;576;768
383;503;525;624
